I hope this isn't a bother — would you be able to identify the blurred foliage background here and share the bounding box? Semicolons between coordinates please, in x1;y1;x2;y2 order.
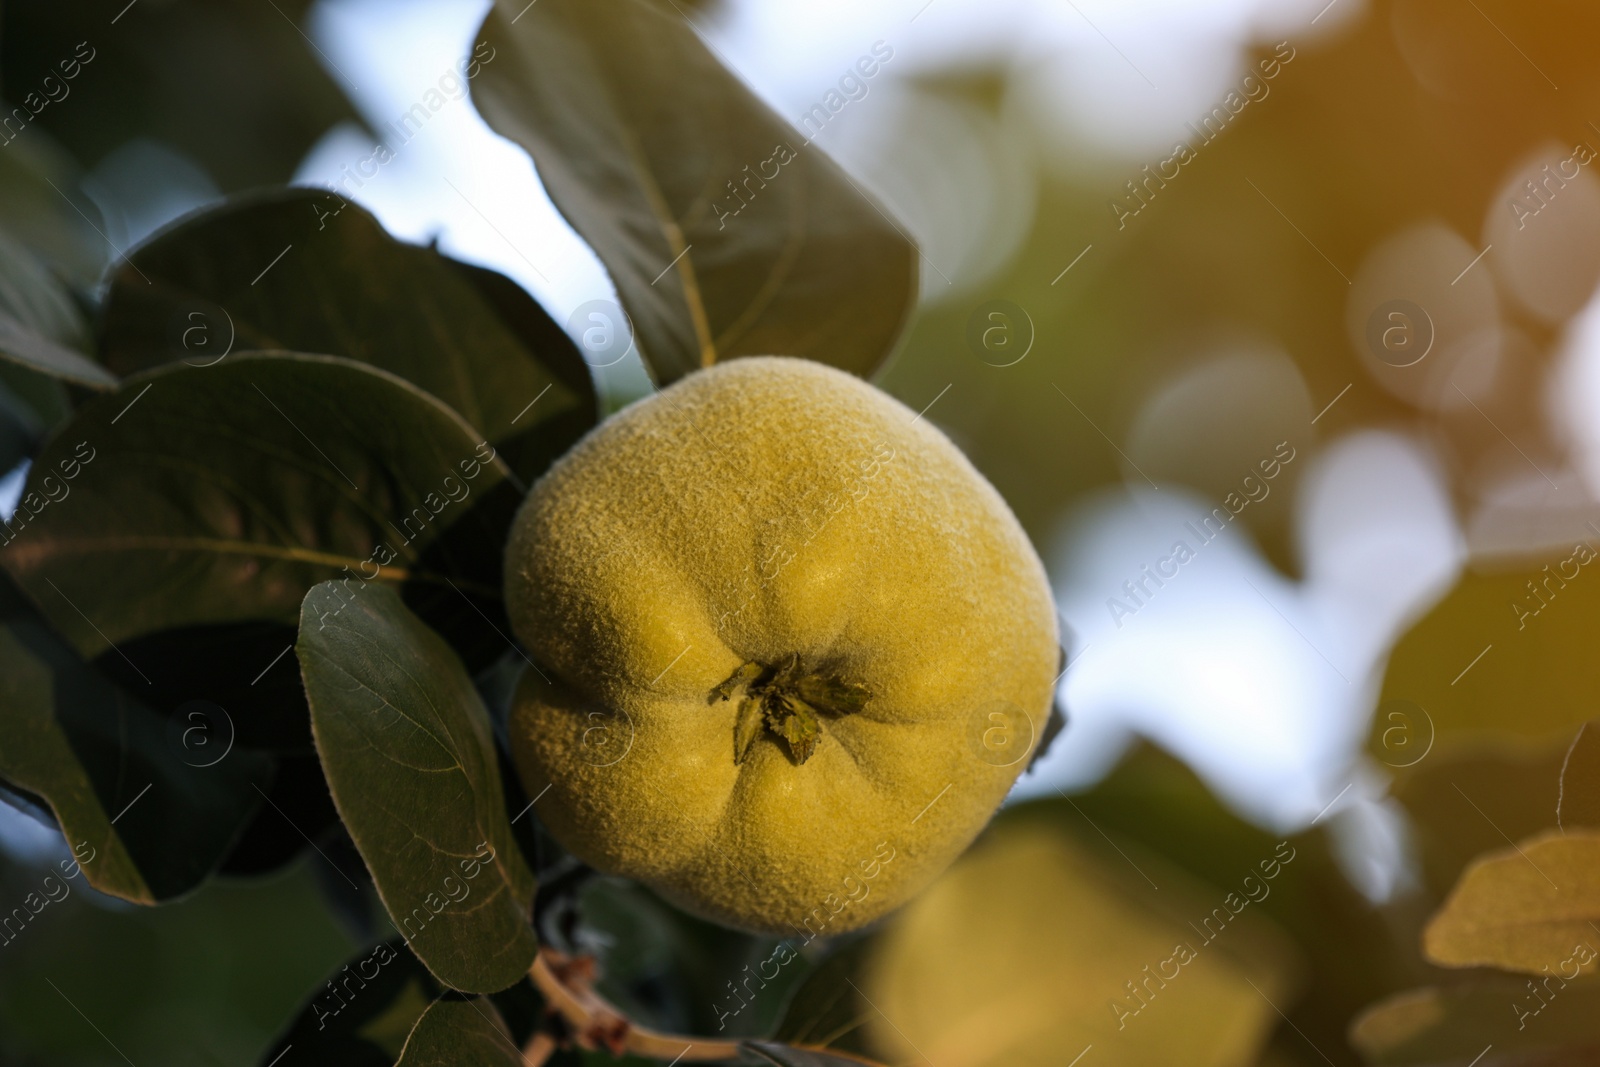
6;0;1600;1064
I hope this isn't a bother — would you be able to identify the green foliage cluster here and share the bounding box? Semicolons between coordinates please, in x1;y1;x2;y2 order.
0;0;912;1062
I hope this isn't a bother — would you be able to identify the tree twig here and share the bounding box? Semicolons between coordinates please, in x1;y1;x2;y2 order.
520;1030;557;1066
530;948;741;1062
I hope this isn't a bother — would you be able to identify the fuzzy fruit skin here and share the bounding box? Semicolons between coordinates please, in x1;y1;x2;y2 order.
505;357;1058;935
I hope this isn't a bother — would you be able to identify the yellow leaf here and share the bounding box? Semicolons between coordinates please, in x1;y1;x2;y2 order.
1425;829;1600;974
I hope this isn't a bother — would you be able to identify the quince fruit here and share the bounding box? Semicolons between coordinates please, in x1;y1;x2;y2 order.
506;357;1057;934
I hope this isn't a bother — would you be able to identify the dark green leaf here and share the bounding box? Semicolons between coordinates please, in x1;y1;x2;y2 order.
0;571;272;903
575;876;809;1039
486;974;550;1050
90;621;312;754
471;0;917;385
0;135;108;287
0;308;114;390
0;414;29;474
0;359;73;445
0;227;112;389
1561;721;1600;832
298;582;538;994
260;939;442;1067
771;939;877;1057
99;187;597;483
0;352;523;731
1;0;364;191
304;830;383;942
0;381;37;473
396;996;526;1067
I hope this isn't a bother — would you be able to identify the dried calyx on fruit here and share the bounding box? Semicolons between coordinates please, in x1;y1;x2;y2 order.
709;656;871;764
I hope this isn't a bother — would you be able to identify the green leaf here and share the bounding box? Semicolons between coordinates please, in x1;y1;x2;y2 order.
1424;829;1600;973
99;187;597;483
741;1044;889;1067
260;939;443;1067
0;571;273;903
0;352;523;698
0;227;112;390
1352;980;1600;1065
395;996;525;1067
1562;721;1600;832
471;0;917;386
298;582;538;994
